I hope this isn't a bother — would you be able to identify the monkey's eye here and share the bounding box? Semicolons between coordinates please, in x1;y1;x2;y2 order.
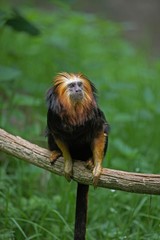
68;82;75;88
78;82;83;87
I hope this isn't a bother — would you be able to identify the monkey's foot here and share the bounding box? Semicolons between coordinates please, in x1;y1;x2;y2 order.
50;151;61;164
92;164;102;188
85;158;94;170
64;161;73;182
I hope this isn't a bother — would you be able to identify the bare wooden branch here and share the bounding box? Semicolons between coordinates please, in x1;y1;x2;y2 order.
0;128;160;195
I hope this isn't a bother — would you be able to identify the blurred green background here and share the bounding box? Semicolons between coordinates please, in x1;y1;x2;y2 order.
0;1;160;239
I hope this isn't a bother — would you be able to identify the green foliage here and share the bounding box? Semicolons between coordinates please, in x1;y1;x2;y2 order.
0;4;160;240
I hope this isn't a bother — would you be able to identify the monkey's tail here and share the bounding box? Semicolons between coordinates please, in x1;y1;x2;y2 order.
74;183;89;240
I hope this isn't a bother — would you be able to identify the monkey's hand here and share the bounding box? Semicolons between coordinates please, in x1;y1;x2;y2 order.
92;163;102;188
50;151;61;163
64;158;73;182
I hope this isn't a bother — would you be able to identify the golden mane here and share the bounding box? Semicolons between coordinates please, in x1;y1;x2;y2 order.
53;72;97;125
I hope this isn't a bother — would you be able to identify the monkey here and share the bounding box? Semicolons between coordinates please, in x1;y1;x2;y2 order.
46;72;109;240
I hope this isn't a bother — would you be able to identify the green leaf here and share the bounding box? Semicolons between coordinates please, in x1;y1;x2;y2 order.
0;65;21;81
12;94;41;107
0;10;8;27
113;138;138;158
5;9;40;36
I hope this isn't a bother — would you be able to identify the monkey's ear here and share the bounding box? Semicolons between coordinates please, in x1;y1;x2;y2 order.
46;87;62;113
46;87;54;109
88;79;97;100
92;84;97;101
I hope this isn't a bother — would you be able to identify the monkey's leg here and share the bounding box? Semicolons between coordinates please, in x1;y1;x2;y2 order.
55;139;73;182
92;131;107;187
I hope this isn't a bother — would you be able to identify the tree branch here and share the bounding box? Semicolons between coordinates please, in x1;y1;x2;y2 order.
0;128;160;195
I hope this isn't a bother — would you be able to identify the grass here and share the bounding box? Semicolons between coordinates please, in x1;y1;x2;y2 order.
0;3;160;239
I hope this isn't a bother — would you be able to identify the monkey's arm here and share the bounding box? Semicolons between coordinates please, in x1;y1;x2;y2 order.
47;132;61;162
92;130;107;187
91;108;109;186
55;139;73;182
47;109;73;181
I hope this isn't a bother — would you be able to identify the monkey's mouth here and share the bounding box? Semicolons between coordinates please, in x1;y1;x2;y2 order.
70;92;84;102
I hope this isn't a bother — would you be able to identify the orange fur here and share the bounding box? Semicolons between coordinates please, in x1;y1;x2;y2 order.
53;72;97;125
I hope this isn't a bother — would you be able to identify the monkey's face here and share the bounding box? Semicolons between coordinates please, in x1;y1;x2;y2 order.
67;81;84;102
54;73;96;110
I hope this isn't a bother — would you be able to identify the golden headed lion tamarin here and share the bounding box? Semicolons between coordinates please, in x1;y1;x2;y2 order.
46;72;109;240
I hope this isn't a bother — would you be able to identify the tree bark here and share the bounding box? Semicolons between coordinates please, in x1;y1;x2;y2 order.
0;128;160;195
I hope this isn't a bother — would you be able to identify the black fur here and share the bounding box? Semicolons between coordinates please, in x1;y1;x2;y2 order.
46;87;109;161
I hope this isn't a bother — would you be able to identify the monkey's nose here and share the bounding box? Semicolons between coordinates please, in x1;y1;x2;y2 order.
75;87;82;93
